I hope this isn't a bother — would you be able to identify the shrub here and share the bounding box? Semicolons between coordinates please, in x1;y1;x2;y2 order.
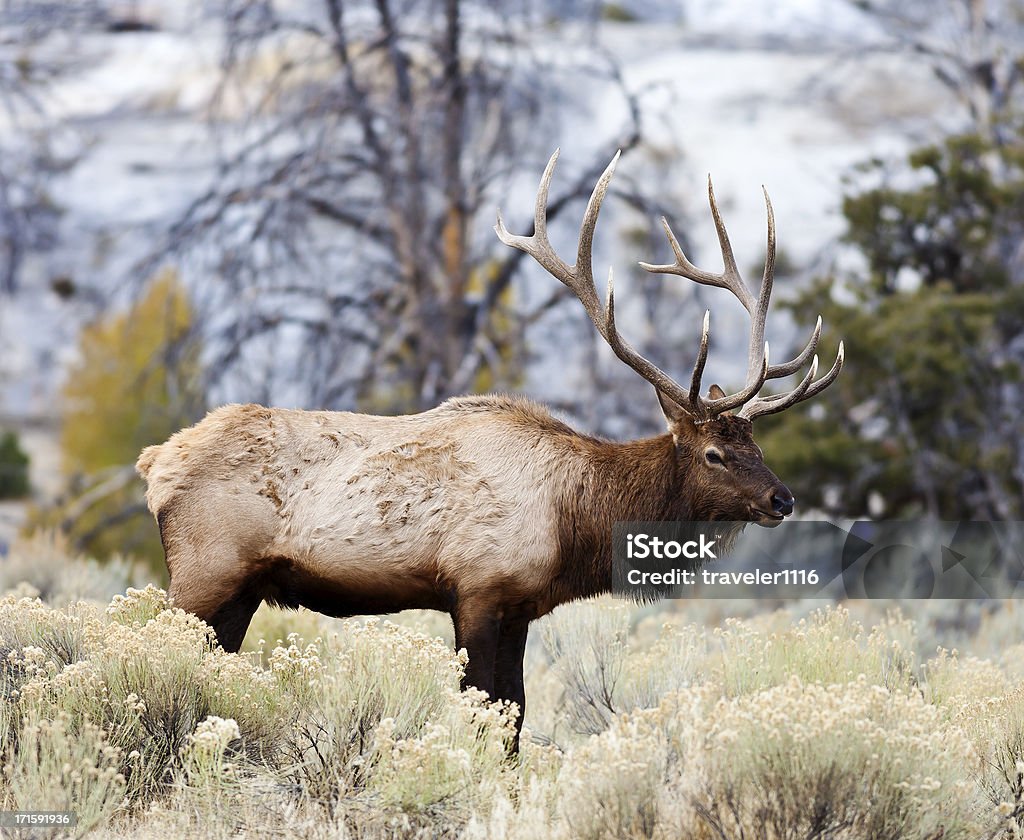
284;618;477;803
0;430;29;499
540;600;704;737
0;587;1017;838
687;677;982;839
952;683;1024;834
10;587;299;805
557;694;690;840
710;605;918;696
1;712;126;837
0;593;89;726
0;531;146;605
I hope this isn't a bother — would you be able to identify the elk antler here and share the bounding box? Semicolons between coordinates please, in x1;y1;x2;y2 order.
495;149;697;412
495;150;844;423
639;176;844;421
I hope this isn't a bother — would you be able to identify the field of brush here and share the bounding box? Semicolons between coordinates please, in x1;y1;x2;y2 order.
1;532;1023;839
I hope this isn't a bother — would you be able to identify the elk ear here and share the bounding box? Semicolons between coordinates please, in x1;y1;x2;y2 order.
707;383;734;417
656;388;697;441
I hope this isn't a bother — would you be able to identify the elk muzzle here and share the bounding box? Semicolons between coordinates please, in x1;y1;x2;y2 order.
772;490;795;517
752;485;795;526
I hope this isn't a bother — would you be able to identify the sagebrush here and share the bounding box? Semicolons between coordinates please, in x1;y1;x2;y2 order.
1;541;1023;838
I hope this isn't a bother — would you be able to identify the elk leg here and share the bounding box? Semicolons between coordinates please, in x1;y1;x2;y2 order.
206;585;262;653
163;532;262;653
493;617;530;753
453;604;500;700
168;572;261;654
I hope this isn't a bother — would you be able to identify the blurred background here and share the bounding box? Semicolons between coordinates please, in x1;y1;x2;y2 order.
0;0;1021;574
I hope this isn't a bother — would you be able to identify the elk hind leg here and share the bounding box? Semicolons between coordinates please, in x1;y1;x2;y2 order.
493;617;530;753
453;602;500;700
206;585;263;653
160;512;264;654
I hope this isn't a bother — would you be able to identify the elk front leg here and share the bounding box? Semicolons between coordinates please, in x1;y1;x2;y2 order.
453;603;500;700
494;617;530;753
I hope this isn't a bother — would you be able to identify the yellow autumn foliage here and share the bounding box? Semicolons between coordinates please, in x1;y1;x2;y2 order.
61;269;203;475
33;270;205;565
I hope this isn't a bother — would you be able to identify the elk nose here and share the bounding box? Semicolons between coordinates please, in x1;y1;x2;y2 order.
771;491;795;517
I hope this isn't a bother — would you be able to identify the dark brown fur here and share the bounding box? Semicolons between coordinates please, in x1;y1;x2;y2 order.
548;408;786;606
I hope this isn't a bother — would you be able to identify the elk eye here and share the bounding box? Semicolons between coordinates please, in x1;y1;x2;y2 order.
705;448;724;466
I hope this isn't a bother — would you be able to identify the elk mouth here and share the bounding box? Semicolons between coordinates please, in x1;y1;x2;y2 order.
750;508;786;527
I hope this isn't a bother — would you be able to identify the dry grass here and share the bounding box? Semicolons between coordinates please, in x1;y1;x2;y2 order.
1;536;1023;838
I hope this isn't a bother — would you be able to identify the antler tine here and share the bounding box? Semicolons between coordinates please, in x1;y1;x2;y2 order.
637;179;757;313
705;342;771;414
688;310;711;415
638;178;778;418
578;152;621;295
767;315;821;378
496;149;576;300
739;355;818;419
707;176;754;310
792;341;844;401
497;150;694;412
638;218;729;292
532;147;558;240
749;187;824;381
746;187;774;375
740;342;845;420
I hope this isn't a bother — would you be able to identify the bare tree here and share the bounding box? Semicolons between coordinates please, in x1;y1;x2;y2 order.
0;2;101;293
850;0;1024;142
162;0;684;415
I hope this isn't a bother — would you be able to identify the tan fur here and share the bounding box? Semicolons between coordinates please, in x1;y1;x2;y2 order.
138;397;592;620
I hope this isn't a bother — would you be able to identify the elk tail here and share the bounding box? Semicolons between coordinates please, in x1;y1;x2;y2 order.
135;444;163;480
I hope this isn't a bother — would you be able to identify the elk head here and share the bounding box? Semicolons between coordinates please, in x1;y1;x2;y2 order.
495;150;844;527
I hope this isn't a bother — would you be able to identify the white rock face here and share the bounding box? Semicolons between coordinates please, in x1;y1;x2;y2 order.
0;1;958;429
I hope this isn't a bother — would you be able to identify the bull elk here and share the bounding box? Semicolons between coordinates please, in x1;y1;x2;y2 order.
137;150;843;749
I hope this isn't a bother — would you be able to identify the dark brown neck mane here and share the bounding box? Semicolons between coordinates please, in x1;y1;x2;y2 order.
551;433;704;604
